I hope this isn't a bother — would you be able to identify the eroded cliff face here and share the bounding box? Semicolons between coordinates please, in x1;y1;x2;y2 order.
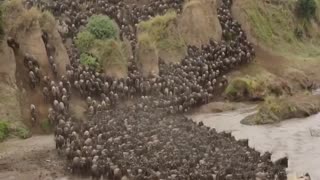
178;0;222;47
136;0;222;77
0;41;22;124
1;22;70;134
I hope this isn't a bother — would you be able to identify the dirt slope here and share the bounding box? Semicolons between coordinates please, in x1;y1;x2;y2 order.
0;42;22;124
178;0;222;47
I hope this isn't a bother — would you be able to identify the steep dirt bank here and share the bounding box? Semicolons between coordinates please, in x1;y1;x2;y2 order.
0;42;21;124
216;0;320;124
0;2;70;136
136;0;222;76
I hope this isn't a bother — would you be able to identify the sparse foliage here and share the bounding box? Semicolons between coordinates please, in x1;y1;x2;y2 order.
15;126;31;139
91;39;128;67
75;31;96;52
0;121;9;142
296;0;317;20
39;11;56;33
2;0;41;36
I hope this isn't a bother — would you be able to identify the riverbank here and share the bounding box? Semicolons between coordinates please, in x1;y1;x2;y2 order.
192;106;320;179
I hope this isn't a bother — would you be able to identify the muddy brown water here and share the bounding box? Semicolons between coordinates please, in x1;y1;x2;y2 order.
192;105;320;180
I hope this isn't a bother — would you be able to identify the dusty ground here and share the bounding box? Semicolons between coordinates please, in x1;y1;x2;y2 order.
0;136;89;180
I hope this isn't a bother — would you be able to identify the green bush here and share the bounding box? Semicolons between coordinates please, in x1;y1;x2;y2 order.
86;15;118;40
296;0;317;20
75;31;96;52
15;127;31;139
0;121;9;141
80;53;100;70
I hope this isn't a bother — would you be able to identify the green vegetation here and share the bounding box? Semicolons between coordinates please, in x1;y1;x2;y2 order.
241;0;320;57
0;121;9;141
242;94;320;125
86;15;118;40
80;53;100;70
2;0;56;37
75;31;96;52
14;126;31;139
296;0;317;20
91;39;128;68
39;10;56;33
224;76;266;101
137;11;186;54
74;14;127;71
40;119;52;133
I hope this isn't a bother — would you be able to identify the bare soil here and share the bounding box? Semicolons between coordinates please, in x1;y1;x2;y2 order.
0;136;88;180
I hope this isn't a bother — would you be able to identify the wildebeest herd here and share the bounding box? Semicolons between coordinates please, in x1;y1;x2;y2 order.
10;0;291;179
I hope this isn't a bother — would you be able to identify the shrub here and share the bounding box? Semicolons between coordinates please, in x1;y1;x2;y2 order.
0;121;9;141
75;31;96;52
296;0;317;20
39;10;56;33
2;0;24;15
224;77;266;101
86;15;118;40
138;11;177;42
137;11;186;54
15;126;31;139
80;53;100;70
2;1;41;36
91;39;128;67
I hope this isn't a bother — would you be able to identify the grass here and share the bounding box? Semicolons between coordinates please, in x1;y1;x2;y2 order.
137;33;158;53
242;0;320;58
14;126;31;139
137;11;186;54
75;31;96;53
39;10;56;33
2;0;53;36
40;119;52;133
224;76;266;101
242;93;320;125
0;121;9;142
91;39;128;68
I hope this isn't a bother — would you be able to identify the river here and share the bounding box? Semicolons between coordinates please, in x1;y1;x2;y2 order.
192;105;320;179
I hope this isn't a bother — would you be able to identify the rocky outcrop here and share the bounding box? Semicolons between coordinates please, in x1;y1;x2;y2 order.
178;0;222;47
